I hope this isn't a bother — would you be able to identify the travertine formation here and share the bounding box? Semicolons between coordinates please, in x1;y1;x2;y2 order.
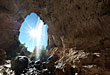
0;0;110;74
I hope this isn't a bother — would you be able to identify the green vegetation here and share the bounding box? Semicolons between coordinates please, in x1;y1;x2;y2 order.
29;47;37;61
29;46;48;61
39;47;48;62
18;43;31;56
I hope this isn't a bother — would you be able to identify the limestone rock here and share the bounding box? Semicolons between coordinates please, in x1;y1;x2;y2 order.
0;49;6;65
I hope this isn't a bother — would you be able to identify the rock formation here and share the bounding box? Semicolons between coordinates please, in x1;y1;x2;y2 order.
0;49;6;65
11;56;29;75
0;0;110;74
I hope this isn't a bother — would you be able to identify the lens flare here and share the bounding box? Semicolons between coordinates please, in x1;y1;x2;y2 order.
19;13;48;60
28;17;44;59
29;29;37;38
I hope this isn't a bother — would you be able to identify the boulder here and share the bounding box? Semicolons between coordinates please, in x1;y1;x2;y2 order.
11;56;29;75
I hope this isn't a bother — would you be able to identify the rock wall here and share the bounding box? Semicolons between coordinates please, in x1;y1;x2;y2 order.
0;0;110;74
45;0;110;49
0;49;6;65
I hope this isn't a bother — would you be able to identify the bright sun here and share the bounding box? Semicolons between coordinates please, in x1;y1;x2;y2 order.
29;24;43;59
29;29;37;38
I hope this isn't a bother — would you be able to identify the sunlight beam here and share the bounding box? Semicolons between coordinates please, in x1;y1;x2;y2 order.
28;17;43;59
19;13;48;59
29;29;37;38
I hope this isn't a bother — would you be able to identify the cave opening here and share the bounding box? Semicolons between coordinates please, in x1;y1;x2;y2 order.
19;13;48;60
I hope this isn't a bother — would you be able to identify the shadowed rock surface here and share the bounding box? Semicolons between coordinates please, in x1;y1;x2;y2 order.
11;56;29;75
0;0;110;75
0;49;6;65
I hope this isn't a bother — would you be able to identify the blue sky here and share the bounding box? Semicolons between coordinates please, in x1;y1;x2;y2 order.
19;13;48;52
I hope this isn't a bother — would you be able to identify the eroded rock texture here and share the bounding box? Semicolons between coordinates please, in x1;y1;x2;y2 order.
0;0;110;74
45;0;110;49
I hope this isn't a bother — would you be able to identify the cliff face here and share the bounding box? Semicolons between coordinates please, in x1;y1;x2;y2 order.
45;0;110;49
0;0;21;51
0;0;32;64
0;0;110;74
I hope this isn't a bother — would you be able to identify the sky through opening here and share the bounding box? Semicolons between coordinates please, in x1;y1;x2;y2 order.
19;13;48;52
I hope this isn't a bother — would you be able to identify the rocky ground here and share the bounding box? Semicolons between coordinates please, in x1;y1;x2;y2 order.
0;55;76;75
0;60;14;75
0;59;52;75
1;47;110;75
0;57;59;75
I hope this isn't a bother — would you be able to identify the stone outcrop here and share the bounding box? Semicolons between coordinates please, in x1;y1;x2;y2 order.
45;0;110;49
0;0;110;74
49;47;110;75
0;0;26;51
11;56;29;75
0;49;6;65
